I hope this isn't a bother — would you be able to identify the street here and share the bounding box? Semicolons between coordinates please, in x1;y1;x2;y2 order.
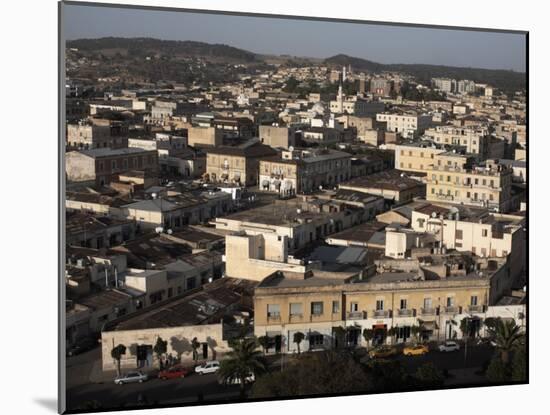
65;343;496;411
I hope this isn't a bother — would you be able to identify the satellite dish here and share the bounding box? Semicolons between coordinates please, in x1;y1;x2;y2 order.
289;146;294;152
151;192;157;199
431;212;437;218
155;226;164;234
167;229;173;235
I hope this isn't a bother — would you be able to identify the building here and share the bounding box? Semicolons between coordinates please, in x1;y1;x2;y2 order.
66;211;136;249
339;170;426;205
394;141;448;173
67;119;128;149
376;112;433;139
424;125;490;158
426;159;513;212
253;252;511;353
432;77;457;93
100;277;257;371
187;126;224;147
259;148;352;196
259;125;297;149
370;78;393;97
65;148;159;186
205;141;277;186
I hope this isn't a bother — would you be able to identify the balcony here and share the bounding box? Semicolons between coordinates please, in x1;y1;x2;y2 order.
442;306;460;314
420;307;437;316
267;314;281;323
372;309;391;318
289;314;303;323
468;305;485;313
347;311;367;320
396;308;414;317
310;313;325;321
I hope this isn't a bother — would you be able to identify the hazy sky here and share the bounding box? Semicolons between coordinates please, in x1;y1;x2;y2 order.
63;4;527;72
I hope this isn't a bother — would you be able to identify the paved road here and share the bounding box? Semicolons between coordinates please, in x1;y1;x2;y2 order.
66;370;244;411
64;343;495;411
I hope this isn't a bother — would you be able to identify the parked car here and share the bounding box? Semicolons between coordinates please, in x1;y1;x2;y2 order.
403;344;429;356
439;341;460;352
194;360;220;375
114;371;148;385
218;372;255;385
158;365;191;380
66;337;97;357
368;345;398;359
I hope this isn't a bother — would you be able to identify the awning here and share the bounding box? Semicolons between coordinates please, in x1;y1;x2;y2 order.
419;321;439;331
262;180;269;187
272;179;281;187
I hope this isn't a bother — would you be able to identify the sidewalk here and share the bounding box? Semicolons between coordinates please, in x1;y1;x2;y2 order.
88;361;159;384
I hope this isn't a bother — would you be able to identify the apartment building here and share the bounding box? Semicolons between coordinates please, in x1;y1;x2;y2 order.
376;112;433;139
259;148;352;196
394;142;448;173
424;125;490;158
254;253;510;353
426;158;513;212
370;78;393;97
205;142;277;186
67;118;128;149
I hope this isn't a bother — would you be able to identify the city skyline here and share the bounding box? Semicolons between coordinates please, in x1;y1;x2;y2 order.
64;4;527;72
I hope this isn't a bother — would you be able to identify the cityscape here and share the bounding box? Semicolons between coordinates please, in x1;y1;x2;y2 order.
63;7;527;413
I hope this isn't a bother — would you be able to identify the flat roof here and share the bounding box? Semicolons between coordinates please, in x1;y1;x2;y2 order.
105;277;257;330
340;170;424;192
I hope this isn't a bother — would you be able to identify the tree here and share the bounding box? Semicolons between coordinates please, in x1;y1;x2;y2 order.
460;317;471;339
253;350;372;398
486;355;509;382
386;327;397;345
218;337;266;399
511;345;527;382
332;326;347;349
191;337;201;363
293;332;305;354
257;335;271;355
362;328;374;350
487;319;524;365
410;325;421;343
111;344;126;377
153;337;168;369
414;363;444;388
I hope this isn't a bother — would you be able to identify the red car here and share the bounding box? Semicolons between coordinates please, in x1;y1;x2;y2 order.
158;365;191;380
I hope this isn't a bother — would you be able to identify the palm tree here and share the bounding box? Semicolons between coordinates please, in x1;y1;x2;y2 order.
218;337;266;399
111;344;126;377
293;332;305;354
487;319;524;365
386;327;397;345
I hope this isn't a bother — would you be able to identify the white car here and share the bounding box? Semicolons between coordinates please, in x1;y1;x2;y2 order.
219;373;255;385
195;360;220;375
114;371;148;385
439;341;460;352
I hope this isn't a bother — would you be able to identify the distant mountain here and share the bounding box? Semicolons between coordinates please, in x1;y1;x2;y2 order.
324;54;526;92
67;37;257;62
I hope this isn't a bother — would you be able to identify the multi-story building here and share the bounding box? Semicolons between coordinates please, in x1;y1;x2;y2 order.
259;148;352;196
424;125;490;158
426;158;513;212
259;125;296;149
457;79;477;95
67;118;128;149
205;141;277;186
394;141;449;173
432;77;457;93
370;78;393;97
65;147;159;186
376;112;433;139
253;252;511;353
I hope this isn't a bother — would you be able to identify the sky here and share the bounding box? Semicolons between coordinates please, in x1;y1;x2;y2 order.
63;4;527;72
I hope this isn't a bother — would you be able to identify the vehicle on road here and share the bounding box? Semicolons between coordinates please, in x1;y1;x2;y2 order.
195;360;220;375
114;371;148;385
368;345;398;359
218;372;255;385
403;344;429;356
158;365;191;380
439;341;460;352
66;337;97;357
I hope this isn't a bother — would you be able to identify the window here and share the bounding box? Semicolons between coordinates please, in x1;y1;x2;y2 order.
309;334;324;347
482;229;488;237
332;301;340;313
446;297;454;307
311;302;323;315
376;300;384;311
471;296;478;306
186;277;196;290
423;298;432;310
167;287;173;298
456;229;463;240
149;291;163;304
289;303;303;316
400;299;408;310
350;302;359;312
267;304;280;318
